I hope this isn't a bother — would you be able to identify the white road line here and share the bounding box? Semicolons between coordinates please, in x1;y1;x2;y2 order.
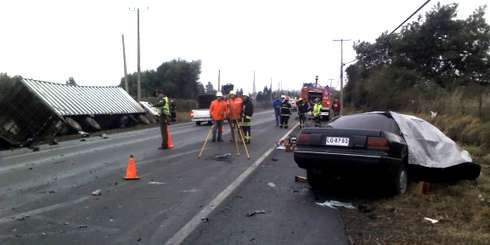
164;123;299;245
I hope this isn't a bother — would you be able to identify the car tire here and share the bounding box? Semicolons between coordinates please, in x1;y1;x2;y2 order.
390;163;408;195
196;122;201;126
306;169;323;190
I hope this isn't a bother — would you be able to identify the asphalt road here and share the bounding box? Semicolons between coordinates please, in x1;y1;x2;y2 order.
0;110;348;245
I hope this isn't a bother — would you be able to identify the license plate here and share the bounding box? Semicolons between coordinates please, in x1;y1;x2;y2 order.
325;137;349;146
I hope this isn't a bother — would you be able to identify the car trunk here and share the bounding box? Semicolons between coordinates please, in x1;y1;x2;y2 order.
297;128;385;149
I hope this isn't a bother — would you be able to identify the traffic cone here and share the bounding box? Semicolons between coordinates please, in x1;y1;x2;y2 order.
124;155;140;180
167;127;174;149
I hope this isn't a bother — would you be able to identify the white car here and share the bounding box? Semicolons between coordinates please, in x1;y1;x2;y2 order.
190;109;212;126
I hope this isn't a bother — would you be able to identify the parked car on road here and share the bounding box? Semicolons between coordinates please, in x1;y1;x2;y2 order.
294;111;480;195
294;112;408;194
191;94;215;126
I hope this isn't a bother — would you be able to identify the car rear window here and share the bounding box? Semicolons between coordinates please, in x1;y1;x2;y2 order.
329;113;401;134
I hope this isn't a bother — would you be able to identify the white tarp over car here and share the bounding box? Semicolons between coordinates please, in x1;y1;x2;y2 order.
390;112;472;168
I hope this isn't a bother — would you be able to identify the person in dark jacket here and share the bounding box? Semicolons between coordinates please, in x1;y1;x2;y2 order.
297;98;309;128
240;94;254;144
272;97;282;127
280;97;292;129
170;99;177;122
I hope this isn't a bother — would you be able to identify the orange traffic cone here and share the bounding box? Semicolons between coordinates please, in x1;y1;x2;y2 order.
167;127;174;149
124;155;140;180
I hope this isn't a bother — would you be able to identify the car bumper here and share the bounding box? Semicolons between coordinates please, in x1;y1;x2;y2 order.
294;147;402;174
191;117;211;122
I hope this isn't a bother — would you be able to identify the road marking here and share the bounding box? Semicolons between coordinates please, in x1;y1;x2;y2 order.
164;122;299;245
0;196;90;225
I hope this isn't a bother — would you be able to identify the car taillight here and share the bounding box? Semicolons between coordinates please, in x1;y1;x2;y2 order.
297;133;311;145
367;137;390;151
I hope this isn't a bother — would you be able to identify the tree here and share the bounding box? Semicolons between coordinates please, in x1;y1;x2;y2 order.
221;83;234;95
205;81;215;94
121;59;202;99
66;77;77;86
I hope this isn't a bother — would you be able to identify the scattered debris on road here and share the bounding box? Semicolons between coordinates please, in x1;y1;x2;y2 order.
246;210;267;217
316;200;355;209
215;153;232;161
101;133;109;139
78;225;88;229
201;217;209;223
267;182;276;188
148;181;166;185
48;190;56;194
423;217;439;224
294;175;307;183
91;189;102;196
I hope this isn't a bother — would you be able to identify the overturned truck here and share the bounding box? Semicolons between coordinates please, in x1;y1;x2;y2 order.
0;78;149;148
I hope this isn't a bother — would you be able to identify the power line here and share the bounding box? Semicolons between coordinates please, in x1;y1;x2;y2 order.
389;0;432;35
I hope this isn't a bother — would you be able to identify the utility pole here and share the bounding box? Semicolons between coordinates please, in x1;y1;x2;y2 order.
121;34;129;92
333;38;351;115
136;8;141;101
252;71;256;99
217;70;221;92
328;78;334;88
315;75;319;86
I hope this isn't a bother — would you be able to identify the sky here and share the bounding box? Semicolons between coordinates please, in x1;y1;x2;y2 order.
0;0;488;94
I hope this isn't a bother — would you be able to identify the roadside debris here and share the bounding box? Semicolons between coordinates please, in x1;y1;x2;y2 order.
78;225;88;229
201;217;209;223
101;133;109;139
79;131;90;138
48;190;56;194
246;210;267;217
316;200;355;209
215;153;232;161
267;182;276;188
423;217;439;224
148;181;166;185
294;175;307;183
91;189;102;196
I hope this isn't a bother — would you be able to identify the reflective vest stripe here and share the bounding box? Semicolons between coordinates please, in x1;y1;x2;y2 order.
162;97;170;116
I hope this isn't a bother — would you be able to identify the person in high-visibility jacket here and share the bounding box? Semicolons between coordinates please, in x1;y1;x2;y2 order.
209;92;227;142
313;98;322;127
280;97;292;129
226;90;243;142
155;91;171;149
240;94;254;144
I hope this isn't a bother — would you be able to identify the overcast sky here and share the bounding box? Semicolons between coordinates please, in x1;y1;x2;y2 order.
0;0;488;94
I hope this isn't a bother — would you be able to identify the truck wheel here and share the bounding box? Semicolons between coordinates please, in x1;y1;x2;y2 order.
196;122;201;126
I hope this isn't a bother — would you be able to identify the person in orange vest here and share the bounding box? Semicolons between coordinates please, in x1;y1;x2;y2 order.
209;92;227;142
226;90;243;142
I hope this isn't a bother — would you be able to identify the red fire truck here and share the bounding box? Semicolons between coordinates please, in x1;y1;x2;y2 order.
299;76;332;121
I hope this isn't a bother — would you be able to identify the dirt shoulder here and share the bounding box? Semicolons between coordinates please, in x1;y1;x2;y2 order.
341;151;490;245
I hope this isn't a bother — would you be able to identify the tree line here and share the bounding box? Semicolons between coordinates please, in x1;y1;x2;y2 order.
345;3;490;118
121;59;204;99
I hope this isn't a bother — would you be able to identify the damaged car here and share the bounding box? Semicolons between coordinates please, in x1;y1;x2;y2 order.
294;111;481;195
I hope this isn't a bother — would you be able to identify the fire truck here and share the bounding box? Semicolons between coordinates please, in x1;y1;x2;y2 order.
299;76;332;121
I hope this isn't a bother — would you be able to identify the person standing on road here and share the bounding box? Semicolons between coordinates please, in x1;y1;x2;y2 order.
272;96;282;127
313;98;322;127
240;94;254;144
170;99;177;122
226;90;243;142
209;92;226;142
155;91;171;149
297;98;309;128
332;98;341;117
280;97;292;129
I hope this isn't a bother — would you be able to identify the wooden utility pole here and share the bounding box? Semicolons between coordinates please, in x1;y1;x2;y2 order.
136;8;141;101
217;70;221;92
121;34;129;92
252;71;256;99
333;38;351;115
